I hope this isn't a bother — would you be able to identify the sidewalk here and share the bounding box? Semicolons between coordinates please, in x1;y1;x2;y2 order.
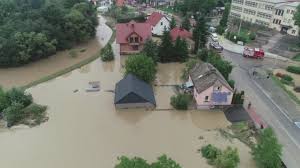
219;36;289;61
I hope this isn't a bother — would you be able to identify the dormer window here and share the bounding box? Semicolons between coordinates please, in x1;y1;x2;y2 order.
134;37;139;43
129;37;134;43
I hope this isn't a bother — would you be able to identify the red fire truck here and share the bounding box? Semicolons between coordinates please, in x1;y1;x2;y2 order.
243;47;265;59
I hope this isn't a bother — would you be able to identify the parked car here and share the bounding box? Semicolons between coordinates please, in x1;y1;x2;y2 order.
209;41;223;52
210;33;218;42
243;47;264;59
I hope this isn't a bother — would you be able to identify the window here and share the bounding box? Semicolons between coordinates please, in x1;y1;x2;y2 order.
275;9;284;16
134;37;139;43
265;5;273;11
132;45;139;50
230;12;241;18
245;1;257;7
129;37;134;43
257;12;272;19
214;85;222;91
232;0;244;5
292;30;296;34
243;8;256;15
161;22;163;25
204;96;209;102
231;5;243;12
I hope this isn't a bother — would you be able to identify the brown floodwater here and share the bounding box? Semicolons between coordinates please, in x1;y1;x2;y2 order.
0;16;111;89
0;16;256;168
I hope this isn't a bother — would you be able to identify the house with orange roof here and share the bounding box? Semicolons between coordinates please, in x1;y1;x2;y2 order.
116;20;152;54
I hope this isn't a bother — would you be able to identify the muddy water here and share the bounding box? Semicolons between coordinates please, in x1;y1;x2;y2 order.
0;16;111;89
0;16;256;168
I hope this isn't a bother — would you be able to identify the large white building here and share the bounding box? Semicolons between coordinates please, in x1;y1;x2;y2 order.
230;0;300;36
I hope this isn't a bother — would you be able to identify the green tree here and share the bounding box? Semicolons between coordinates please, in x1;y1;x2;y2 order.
64;0;85;8
151;155;182;168
115;156;150;168
158;29;174;63
294;4;300;27
197;48;209;62
207;51;233;80
5;88;33;107
0;86;9;112
101;43;114;61
3;102;25;127
193;17;208;53
252;128;282;168
181;59;198;80
217;3;230;34
142;39;159;63
215;147;240;168
173;38;188;62
170;94;191;110
125;54;157;83
170;16;177;30
181;16;191;31
201;144;221;161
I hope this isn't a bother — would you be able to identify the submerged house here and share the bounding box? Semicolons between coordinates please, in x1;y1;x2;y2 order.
188;63;234;109
146;12;170;36
116;20;152;54
114;74;156;109
170;27;195;52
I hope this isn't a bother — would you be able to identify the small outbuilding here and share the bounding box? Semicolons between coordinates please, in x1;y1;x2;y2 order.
114;74;156;109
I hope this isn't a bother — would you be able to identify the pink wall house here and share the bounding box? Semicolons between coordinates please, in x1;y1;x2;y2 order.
188;63;234;109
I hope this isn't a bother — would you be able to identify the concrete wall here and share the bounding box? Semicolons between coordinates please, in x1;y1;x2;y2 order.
115;102;155;109
152;17;170;36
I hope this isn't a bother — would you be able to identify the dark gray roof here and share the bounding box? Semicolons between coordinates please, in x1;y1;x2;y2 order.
114;74;156;105
189;63;233;93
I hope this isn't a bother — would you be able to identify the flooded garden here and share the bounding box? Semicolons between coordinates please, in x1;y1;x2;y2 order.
0;16;256;168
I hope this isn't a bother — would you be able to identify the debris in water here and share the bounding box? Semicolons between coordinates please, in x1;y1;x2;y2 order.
86;81;100;92
73;89;79;93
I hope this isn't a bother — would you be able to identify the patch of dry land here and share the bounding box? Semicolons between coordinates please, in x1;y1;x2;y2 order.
0;44;256;167
0;16;111;89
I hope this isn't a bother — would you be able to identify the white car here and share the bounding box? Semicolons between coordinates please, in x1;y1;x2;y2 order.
210;33;218;42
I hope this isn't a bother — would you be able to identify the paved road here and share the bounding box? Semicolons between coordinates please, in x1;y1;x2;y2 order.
221;50;300;168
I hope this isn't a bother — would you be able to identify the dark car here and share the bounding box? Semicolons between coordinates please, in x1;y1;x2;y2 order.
209;41;223;52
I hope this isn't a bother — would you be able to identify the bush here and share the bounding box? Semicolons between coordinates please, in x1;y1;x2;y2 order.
216;26;225;35
3;102;24;127
215;147;240;168
125;54;157;83
101;44;114;61
0;87;9;113
201;144;221;161
228;80;235;89
249;32;256;40
170;94;191;110
280;78;293;85
282;74;293;82
181;59;198;80
286;66;300;74
5;88;33;107
22;103;47;125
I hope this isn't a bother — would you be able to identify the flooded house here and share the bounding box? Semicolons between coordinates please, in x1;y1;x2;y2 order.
187;63;234;109
170;27;195;52
146;12;170;36
114;74;156;109
116;20;152;55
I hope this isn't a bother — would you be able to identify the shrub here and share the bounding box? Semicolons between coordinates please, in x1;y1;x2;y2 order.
282;74;293;82
22;103;47;125
125;54;156;83
181;59;198;80
101;44;114;61
280;79;293;85
286;66;300;74
170;94;191;110
5;88;33;107
249;32;256;40
215;147;240;168
201;144;221;161
69;50;78;58
3;102;24;127
228;80;235;89
0;87;9;113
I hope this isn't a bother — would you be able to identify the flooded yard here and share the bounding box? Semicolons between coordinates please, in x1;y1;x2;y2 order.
0;16;256;168
0;16;111;89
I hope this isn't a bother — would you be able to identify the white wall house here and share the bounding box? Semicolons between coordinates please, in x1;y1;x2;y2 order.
146;12;170;36
229;0;300;36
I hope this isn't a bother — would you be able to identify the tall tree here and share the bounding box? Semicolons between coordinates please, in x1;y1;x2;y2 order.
217;2;231;34
181;16;191;31
193;16;208;53
170;16;177;30
174;38;188;62
158;29;174;63
142;39;159;63
252;128;282;168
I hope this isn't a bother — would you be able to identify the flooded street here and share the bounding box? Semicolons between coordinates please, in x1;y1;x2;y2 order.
0;16;256;168
0;16;111;89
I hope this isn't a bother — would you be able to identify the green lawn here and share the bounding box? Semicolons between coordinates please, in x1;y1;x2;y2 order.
292;53;300;62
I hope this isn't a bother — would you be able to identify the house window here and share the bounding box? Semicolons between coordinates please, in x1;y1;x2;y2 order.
134;37;139;43
292;30;296;34
161;22;163;25
129;37;134;43
204;96;209;102
132;45;139;50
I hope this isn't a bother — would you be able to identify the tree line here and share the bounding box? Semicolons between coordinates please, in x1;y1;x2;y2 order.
0;0;98;67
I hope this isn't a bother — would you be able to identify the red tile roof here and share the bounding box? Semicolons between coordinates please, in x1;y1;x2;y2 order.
116;21;152;44
146;12;164;26
170;27;192;41
116;0;125;7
